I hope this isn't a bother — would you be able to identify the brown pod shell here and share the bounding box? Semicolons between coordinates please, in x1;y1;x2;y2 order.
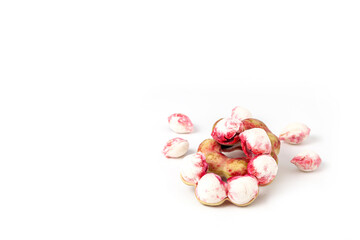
198;139;248;179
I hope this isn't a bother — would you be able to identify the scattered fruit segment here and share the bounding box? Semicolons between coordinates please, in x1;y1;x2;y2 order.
163;138;189;158
291;151;321;171
279;123;310;144
168;113;193;133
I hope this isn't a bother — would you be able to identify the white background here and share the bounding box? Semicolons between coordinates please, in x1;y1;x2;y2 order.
0;1;359;239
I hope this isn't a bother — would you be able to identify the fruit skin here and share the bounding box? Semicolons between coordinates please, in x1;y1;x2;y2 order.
198;139;248;179
212;118;280;162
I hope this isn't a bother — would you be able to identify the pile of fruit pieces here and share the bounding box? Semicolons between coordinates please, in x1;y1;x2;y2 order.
163;107;322;207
